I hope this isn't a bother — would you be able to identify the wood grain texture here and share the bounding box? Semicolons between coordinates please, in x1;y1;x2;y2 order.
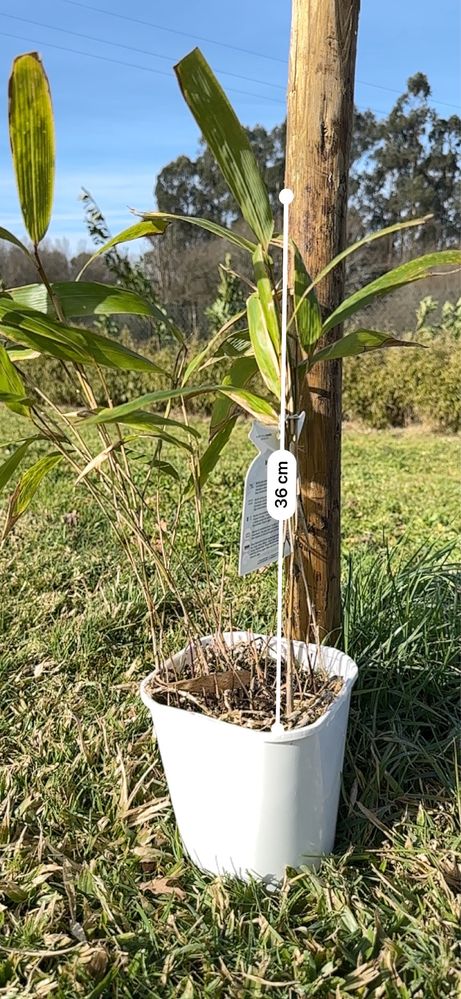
286;0;361;641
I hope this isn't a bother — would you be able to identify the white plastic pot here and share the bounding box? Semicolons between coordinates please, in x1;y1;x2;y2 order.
140;631;358;883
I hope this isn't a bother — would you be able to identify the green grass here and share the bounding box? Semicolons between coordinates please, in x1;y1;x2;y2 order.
0;414;460;997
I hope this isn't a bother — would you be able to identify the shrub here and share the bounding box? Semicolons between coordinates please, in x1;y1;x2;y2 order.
343;324;461;433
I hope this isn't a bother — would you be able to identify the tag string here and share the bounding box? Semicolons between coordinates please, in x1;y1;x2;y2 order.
274;188;294;732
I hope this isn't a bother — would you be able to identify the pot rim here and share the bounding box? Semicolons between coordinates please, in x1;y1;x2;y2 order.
140;632;358;742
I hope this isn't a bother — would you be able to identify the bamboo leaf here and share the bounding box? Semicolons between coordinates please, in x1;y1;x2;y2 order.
0;440;31;490
76;220;169;278
289;214;434;329
247;292;280;398
8;53;55;245
82;386;220;426
211;329;251;359
6;347;41;361
210;356;258;436
78;216;254;279
0;343;30;417
181;309;246;385
81;377;275;427
309;329;422;365
185;417;237;497
139;212;256;252
7;282;163;320
217;387;277;424
106;410;200;438
174;49;273;247
252;246;280;352
323;250;461;334
150;459;180;481
2;453;62;539
0;391;31;405
0;227;35;262
75;442;122;484
293;244;322;351
0;299;166;372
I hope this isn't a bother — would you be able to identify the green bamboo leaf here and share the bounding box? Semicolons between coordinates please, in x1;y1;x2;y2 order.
149;458;180;481
105;410;200;438
139;212;256;252
289;215;435;330
174;49;273;247
76;220;169;278
211;329;251;359
182;309;246;385
323;250;461;334
6;347;40;361
81;377;274;427
293;244;322;351
309;329;422;366
210;355;258;436
218;386;277;424
247;292;280;398
252;246;280;352
78;215;255;280
0;343;30;417
185;417;237;497
0;440;31;490
2;452;62;539
9;53;55;245
7;282;162;320
82;386;219;426
0;299;166;373
0;227;35;262
0;391;31;405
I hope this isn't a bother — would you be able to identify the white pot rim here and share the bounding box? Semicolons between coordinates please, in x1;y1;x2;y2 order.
140;631;358;743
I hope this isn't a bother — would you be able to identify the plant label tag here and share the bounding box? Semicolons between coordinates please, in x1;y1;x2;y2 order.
266;449;297;520
238;421;290;576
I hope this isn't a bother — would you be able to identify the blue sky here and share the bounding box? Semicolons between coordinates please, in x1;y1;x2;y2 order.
0;0;460;253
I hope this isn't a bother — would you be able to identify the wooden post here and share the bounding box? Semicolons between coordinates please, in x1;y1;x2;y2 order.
285;0;360;641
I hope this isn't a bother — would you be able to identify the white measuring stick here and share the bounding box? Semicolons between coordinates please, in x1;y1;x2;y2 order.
268;187;295;734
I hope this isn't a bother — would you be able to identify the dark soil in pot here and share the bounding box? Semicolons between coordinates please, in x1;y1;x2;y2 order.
147;636;343;731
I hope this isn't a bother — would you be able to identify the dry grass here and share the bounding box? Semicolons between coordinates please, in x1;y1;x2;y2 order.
0;418;460;996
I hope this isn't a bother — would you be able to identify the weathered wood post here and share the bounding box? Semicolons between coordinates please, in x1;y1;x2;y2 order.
285;0;361;641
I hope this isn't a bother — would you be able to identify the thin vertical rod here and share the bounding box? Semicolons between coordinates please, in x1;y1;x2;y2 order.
274;189;293;731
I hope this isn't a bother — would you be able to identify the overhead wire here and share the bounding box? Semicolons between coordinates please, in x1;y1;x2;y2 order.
58;0;461;112
0;23;389;115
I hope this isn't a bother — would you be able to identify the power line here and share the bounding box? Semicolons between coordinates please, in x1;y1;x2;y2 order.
59;0;461;112
0;29;284;105
0;13;285;91
356;78;461;111
1;27;393;117
61;0;287;64
0;25;391;114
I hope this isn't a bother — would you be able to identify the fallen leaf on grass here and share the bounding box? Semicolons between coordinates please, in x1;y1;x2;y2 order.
140;876;186;899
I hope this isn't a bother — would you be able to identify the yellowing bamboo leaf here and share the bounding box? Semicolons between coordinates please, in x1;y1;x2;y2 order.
75;442;122;484
9;53;55;245
2;453;62;539
247;292;280;398
252;246;280;353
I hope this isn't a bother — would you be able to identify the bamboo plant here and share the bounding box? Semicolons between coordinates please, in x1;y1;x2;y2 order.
1;50;460;690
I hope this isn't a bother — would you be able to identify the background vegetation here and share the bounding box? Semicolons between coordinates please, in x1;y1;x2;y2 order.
1;410;460;997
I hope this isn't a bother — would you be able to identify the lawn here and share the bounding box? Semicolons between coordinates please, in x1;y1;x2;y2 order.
0;415;460;997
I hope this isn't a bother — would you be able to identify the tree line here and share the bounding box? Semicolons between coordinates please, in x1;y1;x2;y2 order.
1;73;459;338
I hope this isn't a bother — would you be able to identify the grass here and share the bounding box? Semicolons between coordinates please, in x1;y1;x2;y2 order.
0;414;460;997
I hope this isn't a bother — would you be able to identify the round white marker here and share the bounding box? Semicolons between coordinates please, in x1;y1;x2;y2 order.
279;187;294;205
